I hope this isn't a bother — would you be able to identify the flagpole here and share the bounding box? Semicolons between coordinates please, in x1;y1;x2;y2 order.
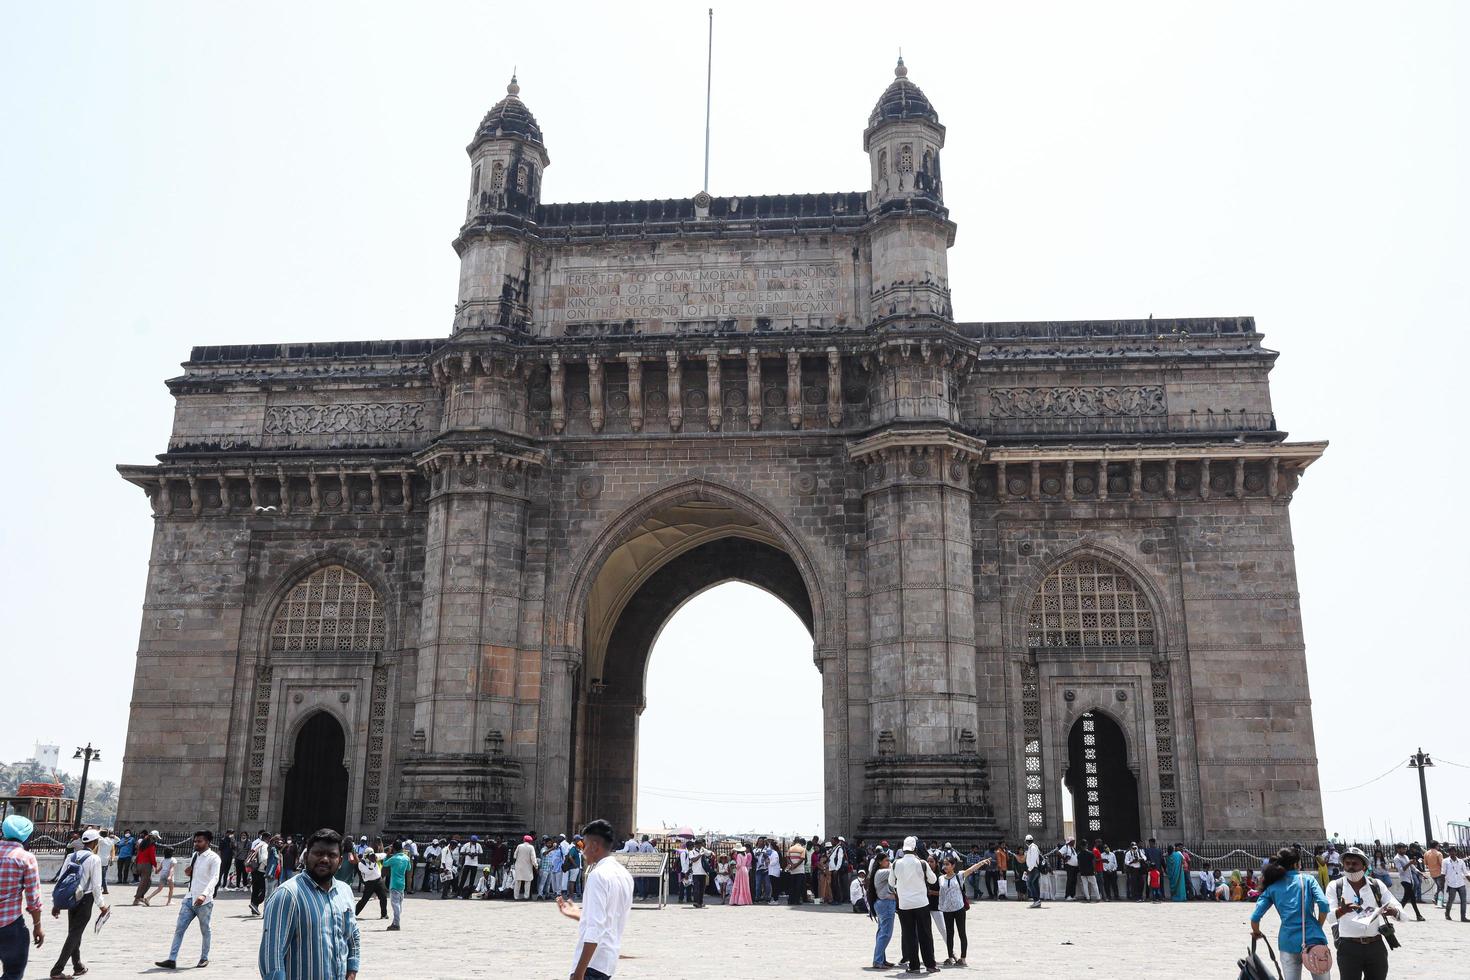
704;8;713;193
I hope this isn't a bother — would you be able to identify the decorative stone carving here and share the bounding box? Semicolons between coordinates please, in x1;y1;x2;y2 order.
989;386;1166;419
264;403;426;435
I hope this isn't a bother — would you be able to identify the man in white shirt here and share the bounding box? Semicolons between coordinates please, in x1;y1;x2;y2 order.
457;835;483;899
1124;842;1145;901
891;836;937;973
1442;846;1468;922
558;819;633;980
1326;847;1403;978
1058;837;1080;900
1025;834;1044;908
422;840;441;893
96;829;115;895
686;843;710;908
248;831;270;915
49;827;108;979
764;841;782;905
155;829;221;970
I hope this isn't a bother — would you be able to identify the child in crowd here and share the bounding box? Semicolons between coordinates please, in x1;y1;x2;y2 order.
1147;863;1163;902
146;846;178;905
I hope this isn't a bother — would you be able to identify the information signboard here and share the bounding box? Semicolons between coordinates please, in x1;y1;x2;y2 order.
612;852;670;908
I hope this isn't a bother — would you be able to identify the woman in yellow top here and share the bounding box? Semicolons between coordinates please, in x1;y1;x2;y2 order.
1229;871;1244;902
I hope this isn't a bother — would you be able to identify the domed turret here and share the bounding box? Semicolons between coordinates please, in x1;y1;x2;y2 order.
866;57;940;131
453;73;550;333
469;74;545;150
464;74;550;222
864;57;946;208
862;58;954;322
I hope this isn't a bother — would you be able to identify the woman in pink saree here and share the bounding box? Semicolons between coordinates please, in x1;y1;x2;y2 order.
729;843;753;905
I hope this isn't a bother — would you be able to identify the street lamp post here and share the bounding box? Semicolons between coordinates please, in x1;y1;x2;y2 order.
1407;747;1434;844
72;743;101;832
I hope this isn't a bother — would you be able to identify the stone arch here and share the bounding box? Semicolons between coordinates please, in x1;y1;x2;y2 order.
556;479;834;832
557;478;833;658
1005;543;1171;655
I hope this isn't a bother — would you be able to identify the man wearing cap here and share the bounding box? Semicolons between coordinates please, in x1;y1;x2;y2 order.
51;827;108;979
892;836;938;973
1325;846;1403;979
457;835;482;899
155;829;221;970
1024;834;1044;909
0;816;44;980
513;835;537;900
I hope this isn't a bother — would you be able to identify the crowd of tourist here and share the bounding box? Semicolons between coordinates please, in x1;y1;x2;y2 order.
3;812;1467;980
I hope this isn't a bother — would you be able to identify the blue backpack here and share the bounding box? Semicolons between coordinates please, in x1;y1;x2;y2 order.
52;852;88;911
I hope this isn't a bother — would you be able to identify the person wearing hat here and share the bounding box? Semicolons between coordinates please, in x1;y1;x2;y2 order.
891;836;938;973
0;815;44;980
457;835;483;899
512;834;537;900
1324;846;1403;980
51;827;108;979
1024;834;1044;908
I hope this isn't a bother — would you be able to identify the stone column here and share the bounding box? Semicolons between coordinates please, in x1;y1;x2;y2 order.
849;427;992;840
534;646;582;830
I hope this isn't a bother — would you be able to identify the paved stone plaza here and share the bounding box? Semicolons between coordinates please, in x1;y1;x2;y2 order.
66;891;1464;978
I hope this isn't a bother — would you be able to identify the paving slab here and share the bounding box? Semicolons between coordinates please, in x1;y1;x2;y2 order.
50;890;1466;979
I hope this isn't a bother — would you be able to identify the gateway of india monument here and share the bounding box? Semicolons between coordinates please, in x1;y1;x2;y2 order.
117;61;1327;847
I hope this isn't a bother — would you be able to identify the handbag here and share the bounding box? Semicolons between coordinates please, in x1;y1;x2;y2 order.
1237;935;1283;980
1300;877;1334;975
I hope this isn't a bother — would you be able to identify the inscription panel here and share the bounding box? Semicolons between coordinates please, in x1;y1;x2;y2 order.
539;248;858;334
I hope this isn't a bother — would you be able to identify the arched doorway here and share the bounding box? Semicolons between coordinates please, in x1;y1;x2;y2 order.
281;712;349;836
637;582;821;834
571;500;821;834
1064;710;1140;846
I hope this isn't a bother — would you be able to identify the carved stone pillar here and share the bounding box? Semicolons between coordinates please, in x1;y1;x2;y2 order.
827;348;843;427
747;351;762;429
787;351;802;429
666;352;683;432
550;353;566;434
624;355;643;432
587;357;604;433
705;352;722;430
1200;458;1212;501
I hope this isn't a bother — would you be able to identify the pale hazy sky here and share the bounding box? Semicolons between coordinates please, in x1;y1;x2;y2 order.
2;2;1466;843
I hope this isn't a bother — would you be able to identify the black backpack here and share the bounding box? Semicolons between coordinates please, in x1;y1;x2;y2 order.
1237;936;1283;980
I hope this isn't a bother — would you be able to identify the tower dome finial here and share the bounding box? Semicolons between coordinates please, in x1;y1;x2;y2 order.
507;70;520;97
895;54;907;78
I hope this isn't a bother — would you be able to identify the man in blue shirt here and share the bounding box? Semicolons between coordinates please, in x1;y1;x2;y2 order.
259;829;360;980
116;829;136;885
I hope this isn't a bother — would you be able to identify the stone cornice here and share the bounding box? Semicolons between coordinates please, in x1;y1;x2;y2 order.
986;441;1326;466
847;426;987;468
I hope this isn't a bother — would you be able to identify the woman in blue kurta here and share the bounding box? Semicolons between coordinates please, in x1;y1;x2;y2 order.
1164;845;1186;901
1250;847;1331;980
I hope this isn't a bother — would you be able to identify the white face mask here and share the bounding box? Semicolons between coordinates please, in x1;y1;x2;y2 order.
1345;869;1365;883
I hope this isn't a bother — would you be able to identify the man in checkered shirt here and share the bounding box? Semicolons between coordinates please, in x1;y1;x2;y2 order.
0;815;44;979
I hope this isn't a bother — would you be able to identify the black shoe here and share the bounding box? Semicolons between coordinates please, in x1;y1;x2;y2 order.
386;924;400;931
154;962;177;970
196;960;208;969
248;904;260;915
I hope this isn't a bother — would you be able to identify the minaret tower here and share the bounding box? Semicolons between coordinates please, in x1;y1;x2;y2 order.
453;74;549;332
864;58;954;321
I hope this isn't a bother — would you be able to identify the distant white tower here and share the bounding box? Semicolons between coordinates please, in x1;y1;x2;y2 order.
32;743;60;771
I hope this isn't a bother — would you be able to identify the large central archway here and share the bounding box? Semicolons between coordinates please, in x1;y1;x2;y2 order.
566;488;829;835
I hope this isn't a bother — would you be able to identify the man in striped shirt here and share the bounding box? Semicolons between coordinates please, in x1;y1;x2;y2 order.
259;829;360;980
